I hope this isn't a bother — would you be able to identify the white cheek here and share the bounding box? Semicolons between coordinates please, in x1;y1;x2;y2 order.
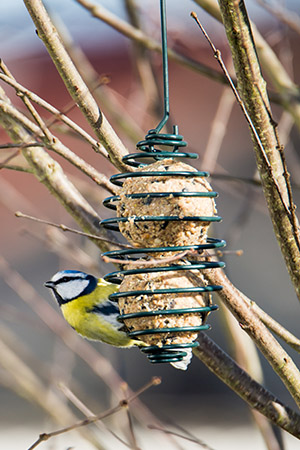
57;279;89;299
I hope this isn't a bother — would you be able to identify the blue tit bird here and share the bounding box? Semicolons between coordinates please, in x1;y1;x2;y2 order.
45;270;192;370
44;270;144;347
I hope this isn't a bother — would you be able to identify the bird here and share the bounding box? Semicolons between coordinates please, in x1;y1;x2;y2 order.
44;270;192;370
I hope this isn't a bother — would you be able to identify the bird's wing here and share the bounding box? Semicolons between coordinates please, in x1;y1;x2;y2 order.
90;300;122;328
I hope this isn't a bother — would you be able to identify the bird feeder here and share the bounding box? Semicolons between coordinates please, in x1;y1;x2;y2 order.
101;0;225;366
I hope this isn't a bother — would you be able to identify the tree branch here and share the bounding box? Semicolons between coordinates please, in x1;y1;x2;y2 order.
204;265;300;408
194;0;300;130
0;65;107;157
216;0;300;303
74;0;226;84
194;332;300;438
0;91;117;194
0;86;115;252
23;0;130;172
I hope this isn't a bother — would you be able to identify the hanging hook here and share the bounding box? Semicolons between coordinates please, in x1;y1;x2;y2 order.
155;0;170;132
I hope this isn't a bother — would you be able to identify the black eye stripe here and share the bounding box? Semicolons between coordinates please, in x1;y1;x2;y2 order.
54;275;85;285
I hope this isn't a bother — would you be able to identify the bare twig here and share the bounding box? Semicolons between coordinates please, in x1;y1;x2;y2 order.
191;12;273;169
193;5;300;304
201;85;234;172
28;378;160;450
27;405;120;450
194;332;300;438
0;149;21;169
59;383;130;447
203;264;300;408
102;249;191;266
194;0;300;130
0;66;107;156
149;424;215;449
256;0;300;35
0;93;118;193
121;382;140;450
24;0;130;172
74;0;226;84
15;211;132;249
0;164;33;173
0;330;103;450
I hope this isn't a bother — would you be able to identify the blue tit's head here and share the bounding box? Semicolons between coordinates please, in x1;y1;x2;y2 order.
44;270;98;305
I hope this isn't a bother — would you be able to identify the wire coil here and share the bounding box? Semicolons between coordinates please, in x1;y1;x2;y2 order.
101;127;225;365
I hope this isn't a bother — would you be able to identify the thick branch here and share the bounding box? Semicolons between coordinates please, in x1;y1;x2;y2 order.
195;0;300;129
217;0;300;302
0;70;107;157
204;266;300;408
0;86;115;252
194;333;300;438
0;98;116;194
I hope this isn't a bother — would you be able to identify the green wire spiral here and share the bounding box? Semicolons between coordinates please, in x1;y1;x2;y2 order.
101;0;225;365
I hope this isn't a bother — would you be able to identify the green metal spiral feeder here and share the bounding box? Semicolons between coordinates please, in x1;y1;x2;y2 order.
101;0;225;366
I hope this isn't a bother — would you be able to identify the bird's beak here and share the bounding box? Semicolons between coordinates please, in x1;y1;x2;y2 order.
44;281;54;289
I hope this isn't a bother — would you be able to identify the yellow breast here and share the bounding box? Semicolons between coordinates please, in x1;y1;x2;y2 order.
60;286;134;347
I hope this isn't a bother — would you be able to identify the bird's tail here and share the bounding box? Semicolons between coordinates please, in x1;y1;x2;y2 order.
170;347;193;371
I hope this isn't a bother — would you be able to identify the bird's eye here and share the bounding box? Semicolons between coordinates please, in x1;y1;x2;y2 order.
60;276;70;283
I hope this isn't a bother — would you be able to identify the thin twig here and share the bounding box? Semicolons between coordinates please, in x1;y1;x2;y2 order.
102;249;192;266
191;10;295;225
0;96;117;193
29;378;160;450
27;405;121;450
0;142;44;149
0;164;33;173
191;12;271;167
15;211;133;249
256;0;300;35
0;62;107;156
24;0;130;172
192;7;300;303
73;0;227;84
121;382;140;450
59;383;130;447
193;0;300;130
148;424;216;449
0;149;21;169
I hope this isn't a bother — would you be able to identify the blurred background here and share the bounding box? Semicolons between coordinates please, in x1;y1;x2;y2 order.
1;0;300;449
